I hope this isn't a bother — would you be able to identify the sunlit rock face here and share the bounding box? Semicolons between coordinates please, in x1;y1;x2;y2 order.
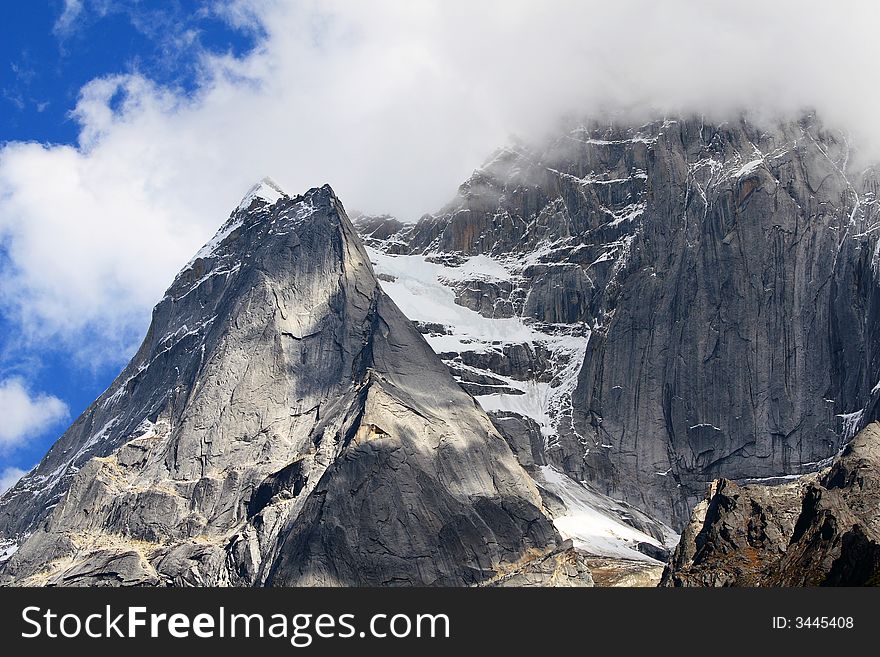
0;181;575;587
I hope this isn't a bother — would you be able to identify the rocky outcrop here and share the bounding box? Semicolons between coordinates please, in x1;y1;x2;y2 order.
583;557;665;587
481;540;594;587
0;180;579;587
489;411;546;469
661;422;880;586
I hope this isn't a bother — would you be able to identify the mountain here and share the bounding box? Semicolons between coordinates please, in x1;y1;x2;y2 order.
661;421;880;586
356;113;880;531
5;111;880;587
0;181;593;586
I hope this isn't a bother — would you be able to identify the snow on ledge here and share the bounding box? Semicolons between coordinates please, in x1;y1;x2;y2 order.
538;465;676;562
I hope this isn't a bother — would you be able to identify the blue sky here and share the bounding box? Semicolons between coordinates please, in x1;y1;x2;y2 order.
0;1;261;488
1;1;878;494
2;1;259;143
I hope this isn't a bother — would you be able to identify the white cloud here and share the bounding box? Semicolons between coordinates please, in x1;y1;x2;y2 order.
3;0;880;365
53;0;85;36
0;379;69;448
0;467;27;495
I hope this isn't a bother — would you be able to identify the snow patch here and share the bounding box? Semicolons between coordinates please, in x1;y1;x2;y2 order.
0;540;18;563
238;176;287;211
367;249;542;346
189;216;246;265
186;178;288;267
738;474;803;485
444;254;512;281
476;382;554;434
539;466;674;562
838;410;865;440
688;423;722;432
176;263;242;301
547;167;647;187
368;247;590;437
733;159;763;178
606;202;645;227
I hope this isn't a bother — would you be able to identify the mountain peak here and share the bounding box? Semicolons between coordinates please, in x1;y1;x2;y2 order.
237;176;288;211
0;180;571;587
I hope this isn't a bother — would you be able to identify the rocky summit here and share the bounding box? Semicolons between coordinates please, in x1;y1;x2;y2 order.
3;112;880;587
0;181;587;586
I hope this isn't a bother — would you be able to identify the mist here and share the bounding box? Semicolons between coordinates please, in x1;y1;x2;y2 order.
1;0;879;364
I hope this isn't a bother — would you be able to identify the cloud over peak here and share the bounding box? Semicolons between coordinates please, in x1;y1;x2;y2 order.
2;0;880;367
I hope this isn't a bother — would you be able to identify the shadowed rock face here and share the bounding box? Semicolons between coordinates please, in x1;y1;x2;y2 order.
661;422;880;586
572;119;880;528
356;114;880;530
0;182;573;587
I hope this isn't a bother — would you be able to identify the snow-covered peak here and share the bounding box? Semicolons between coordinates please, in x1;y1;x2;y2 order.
238;176;287;211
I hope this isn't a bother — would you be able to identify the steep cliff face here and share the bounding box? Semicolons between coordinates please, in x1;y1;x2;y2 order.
358;114;880;529
0;181;580;586
572;118;880;528
661;422;880;586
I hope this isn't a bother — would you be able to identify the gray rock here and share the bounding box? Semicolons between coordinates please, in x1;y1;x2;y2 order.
635;542;670;563
358;114;880;532
489;411;546;469
0;181;581;587
522;264;594;325
571;117;880;528
452;343;560;383
45;550;160;587
481;540;595;587
449;278;522;319
661;421;880;586
412;321;451;336
582;557;665;587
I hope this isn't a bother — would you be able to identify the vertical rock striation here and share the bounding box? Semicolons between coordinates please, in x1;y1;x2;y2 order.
358;114;880;530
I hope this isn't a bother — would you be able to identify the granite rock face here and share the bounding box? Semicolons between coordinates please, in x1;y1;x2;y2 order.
357;114;880;530
661;422;880;586
5;111;879;587
0;181;574;586
573;119;880;528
